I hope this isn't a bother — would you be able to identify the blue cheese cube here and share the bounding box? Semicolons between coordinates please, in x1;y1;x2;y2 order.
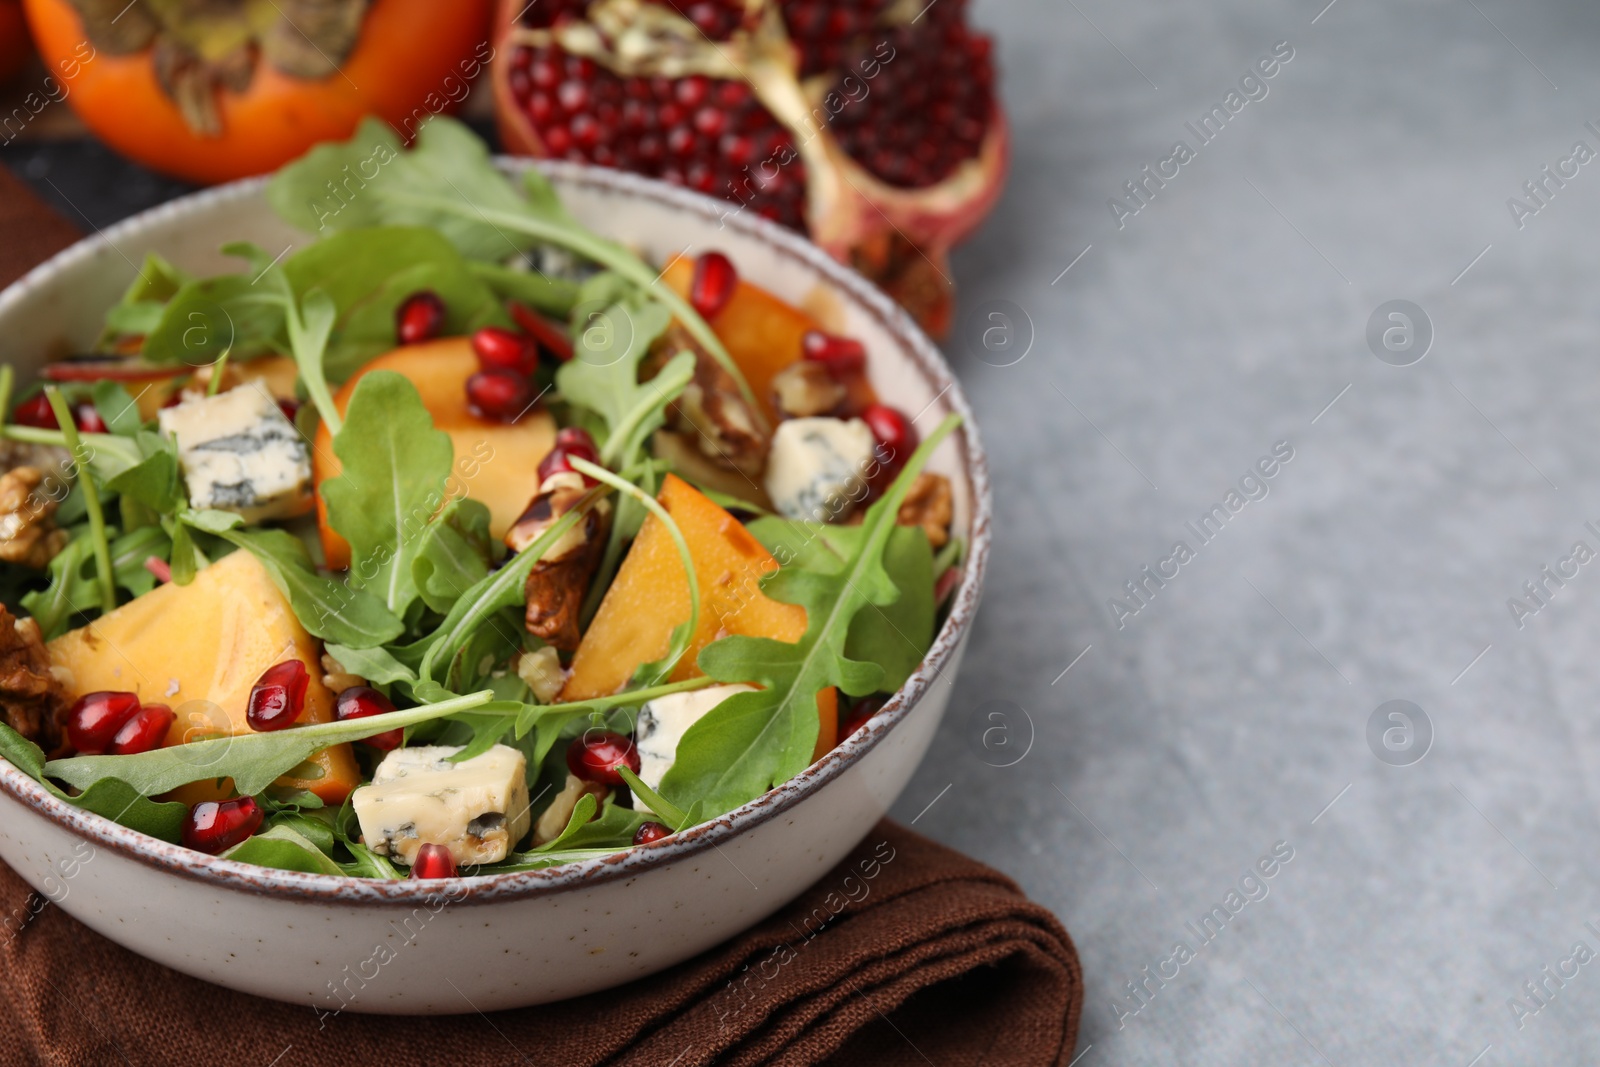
763;416;877;522
157;385;311;522
351;744;533;867
634;684;755;812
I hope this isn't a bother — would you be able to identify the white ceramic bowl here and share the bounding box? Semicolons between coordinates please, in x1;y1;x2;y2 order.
0;162;990;1013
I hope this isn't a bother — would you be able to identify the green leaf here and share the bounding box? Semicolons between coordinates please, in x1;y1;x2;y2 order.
322;371;454;617
103;445;182;516
340;842;403;880
44;689;496;797
20;534;98;639
268;116;762;426
205;525;403;648
748;520;935;694
224;825;344;875
0;724;186;842
87;381;144;437
468;260;581;318
557;300;688;468
142;274;286;365
660;415;962;817
103;300;166;337
109;525;170;598
411;497;495;614
264;810;337;855
323;643;418;686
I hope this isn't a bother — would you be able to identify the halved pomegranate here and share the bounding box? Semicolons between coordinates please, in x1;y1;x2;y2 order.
491;0;1009;337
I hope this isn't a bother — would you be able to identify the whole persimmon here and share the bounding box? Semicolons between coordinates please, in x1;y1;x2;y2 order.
22;0;493;183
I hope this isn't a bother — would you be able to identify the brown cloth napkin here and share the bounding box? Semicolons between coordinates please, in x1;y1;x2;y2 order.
0;821;1082;1067
0;163;1084;1065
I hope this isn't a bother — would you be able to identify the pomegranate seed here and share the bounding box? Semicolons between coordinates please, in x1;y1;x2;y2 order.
395;290;446;345
861;404;919;479
840;696;888;740
633;821;672;845
143;556;172;583
110;703;175;755
276;398;301;422
73;403;107;434
471;327;538;376
690;252;737;320
508;301;575;362
801;330;867;377
12;394;58;429
935;566;962;604
566;730;640;786
410;843;458;879
333;686;402;750
183;796;263;854
66;691;142;754
465;370;534;423
538;427;601;485
246;660;310;732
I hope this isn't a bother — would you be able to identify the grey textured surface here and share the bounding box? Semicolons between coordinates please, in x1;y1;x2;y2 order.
890;0;1600;1063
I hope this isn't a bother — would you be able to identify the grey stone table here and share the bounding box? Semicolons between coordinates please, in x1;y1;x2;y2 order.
11;1;1600;1061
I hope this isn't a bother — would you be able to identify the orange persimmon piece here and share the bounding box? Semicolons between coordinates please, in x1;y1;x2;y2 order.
661;256;882;424
47;548;359;804
311;337;557;569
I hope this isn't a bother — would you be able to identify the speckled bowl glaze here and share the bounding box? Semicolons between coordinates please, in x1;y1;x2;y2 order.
0;162;990;1013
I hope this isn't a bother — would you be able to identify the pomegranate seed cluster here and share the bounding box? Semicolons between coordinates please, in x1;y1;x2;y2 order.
508;49;810;229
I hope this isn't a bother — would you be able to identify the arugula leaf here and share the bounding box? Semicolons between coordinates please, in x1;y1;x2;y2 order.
341;843;403;880
141;273;285;366
467;260;581;318
660;415;961;816
97;252;192;350
557;300;690;468
322;372;454;618
109;525;170;599
205;525;403;648
323;643;417;686
103;439;182;515
224;825;343;875
45;389;114;614
44;689;495;797
748;520;935;695
20;534;97;639
268;116;762;425
87;381;144;437
0;725;186;842
411;498;495;614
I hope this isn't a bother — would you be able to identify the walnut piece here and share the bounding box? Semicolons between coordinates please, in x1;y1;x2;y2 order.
0;466;70;569
896;473;953;549
534;773;609;845
770;361;846;419
321;652;365;695
506;473;610;652
0;607;70;753
648;323;768;476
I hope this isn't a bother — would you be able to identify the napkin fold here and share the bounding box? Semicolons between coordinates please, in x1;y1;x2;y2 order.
0;162;1083;1066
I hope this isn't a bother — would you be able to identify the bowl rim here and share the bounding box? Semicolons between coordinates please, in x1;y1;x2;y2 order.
0;159;992;906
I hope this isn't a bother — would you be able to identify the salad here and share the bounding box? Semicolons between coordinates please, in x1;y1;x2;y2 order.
0;117;963;879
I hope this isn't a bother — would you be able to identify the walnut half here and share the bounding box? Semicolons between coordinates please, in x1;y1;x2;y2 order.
0;466;70;569
505;472;610;652
896;473;954;549
0;607;70;753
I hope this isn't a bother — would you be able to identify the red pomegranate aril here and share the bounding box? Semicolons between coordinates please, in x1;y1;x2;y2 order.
276;398;301;423
395;290;446;345
862;404;919;475
690;252;738;320
567;730;640;786
508;301;575;362
801;330;867;377
66;690;142;754
840;697;888;740
12;393;58;429
334;686;403;750
246;659;310;732
410;843;458;879
466;370;535;423
935;566;962;604
633;821;672;845
110;703;175;756
471;327;538;376
143;556;172;584
183;796;263;854
538;427;601;485
73;403;107;434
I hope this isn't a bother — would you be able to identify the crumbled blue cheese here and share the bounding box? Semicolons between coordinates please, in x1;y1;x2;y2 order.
351;744;533;866
763;416;877;522
157;385;311;522
634;684;755;812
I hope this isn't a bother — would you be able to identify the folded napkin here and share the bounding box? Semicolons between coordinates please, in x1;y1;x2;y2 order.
0;162;1084;1065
